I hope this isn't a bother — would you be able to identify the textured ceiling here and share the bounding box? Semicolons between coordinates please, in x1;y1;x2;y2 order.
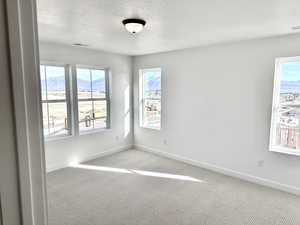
37;0;300;55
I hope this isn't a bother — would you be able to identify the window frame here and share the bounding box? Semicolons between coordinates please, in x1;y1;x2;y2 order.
74;65;111;135
269;56;300;156
139;68;162;130
40;62;73;141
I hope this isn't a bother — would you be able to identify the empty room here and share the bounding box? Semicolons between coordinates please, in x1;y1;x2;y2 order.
2;0;300;225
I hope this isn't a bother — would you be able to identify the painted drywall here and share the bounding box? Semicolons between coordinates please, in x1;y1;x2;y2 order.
0;0;21;223
40;42;133;171
133;34;300;190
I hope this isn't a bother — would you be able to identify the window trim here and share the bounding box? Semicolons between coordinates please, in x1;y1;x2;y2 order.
139;67;162;130
39;63;111;140
74;65;111;135
269;56;300;156
40;62;73;141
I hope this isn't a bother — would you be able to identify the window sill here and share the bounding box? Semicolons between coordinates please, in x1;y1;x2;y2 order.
269;145;300;156
79;128;111;136
45;134;73;142
140;125;161;131
44;128;111;141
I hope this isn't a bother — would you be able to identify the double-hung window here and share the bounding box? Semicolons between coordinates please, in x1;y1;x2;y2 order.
40;64;110;139
40;64;71;138
139;68;162;130
76;67;110;133
270;57;300;156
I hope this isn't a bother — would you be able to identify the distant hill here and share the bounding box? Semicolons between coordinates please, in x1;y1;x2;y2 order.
281;80;300;93
41;76;105;92
42;74;160;92
91;78;105;92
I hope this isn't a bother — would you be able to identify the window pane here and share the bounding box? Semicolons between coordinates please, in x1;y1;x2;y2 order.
42;103;49;136
40;65;47;101
46;66;66;100
77;67;109;133
143;70;161;98
78;101;94;132
77;68;92;99
91;69;106;98
94;100;107;129
140;69;161;130
48;102;68;136
143;98;161;129
94;100;107;118
94;118;107;129
273;61;300;150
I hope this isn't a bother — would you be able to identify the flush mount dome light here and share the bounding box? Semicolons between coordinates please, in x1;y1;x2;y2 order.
72;43;88;47
292;25;300;30
122;18;146;34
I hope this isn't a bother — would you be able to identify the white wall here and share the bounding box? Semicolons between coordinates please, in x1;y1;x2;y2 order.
40;42;133;171
133;34;300;191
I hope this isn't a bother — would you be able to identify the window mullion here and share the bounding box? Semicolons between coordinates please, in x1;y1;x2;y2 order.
105;68;110;128
65;65;72;136
89;68;93;105
77;98;106;101
72;65;80;136
44;66;51;136
92;100;95;129
90;69;95;128
43;99;67;103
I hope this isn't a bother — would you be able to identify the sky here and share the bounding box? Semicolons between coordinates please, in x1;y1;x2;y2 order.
281;61;300;81
40;66;106;92
144;71;161;91
40;65;64;78
76;68;105;81
40;66;105;81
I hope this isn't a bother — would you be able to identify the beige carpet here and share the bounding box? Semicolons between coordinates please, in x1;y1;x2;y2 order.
47;149;300;225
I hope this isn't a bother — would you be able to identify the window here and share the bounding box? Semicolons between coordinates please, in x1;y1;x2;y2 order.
40;64;71;138
270;57;300;156
76;67;110;133
39;64;110;139
139;68;161;130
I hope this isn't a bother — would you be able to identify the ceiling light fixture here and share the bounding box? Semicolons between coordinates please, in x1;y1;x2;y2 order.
122;18;146;34
72;43;88;47
292;26;300;30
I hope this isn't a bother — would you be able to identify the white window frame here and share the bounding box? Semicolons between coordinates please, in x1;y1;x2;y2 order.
74;65;111;135
139;68;162;130
40;63;111;140
269;56;300;156
40;62;73;141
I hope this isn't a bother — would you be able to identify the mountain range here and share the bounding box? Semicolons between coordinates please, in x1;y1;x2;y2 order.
42;75;161;91
41;76;105;92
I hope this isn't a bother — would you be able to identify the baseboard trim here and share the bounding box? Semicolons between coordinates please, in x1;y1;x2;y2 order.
134;144;300;196
47;144;133;172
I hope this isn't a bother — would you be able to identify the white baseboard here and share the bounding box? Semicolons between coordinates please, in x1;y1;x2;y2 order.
47;144;133;172
134;144;300;196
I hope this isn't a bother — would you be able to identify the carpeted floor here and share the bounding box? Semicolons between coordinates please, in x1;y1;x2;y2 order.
47;149;300;225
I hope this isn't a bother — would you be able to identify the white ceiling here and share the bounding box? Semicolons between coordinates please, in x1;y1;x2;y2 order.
37;0;300;56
